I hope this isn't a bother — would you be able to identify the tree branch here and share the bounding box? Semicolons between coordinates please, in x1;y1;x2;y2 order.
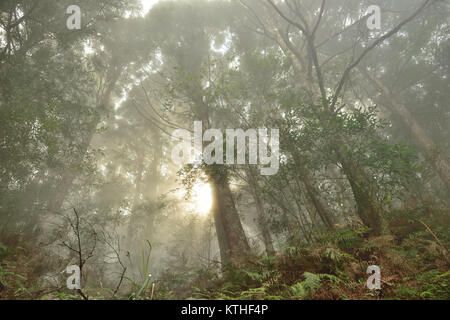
329;0;432;111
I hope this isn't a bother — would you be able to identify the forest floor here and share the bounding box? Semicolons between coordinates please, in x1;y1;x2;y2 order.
1;208;449;300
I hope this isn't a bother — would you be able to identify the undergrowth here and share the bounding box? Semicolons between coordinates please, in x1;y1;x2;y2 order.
1;208;448;300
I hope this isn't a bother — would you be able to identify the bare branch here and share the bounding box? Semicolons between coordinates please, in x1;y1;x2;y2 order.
311;0;326;38
329;0;432;111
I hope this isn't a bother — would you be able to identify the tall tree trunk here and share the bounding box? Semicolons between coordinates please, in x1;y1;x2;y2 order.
46;125;96;214
207;167;250;265
301;176;335;231
246;168;276;257
46;63;123;214
297;179;323;231
297;164;335;231
127;131;162;247
126;152;144;245
334;141;382;235
287;180;315;242
289;149;336;231
259;0;429;236
263;25;382;234
263;179;312;243
363;70;450;196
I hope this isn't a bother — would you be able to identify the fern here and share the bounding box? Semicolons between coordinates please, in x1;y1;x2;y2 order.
239;287;267;300
290;272;342;299
290;282;307;298
323;227;368;250
302;272;322;291
244;270;276;284
324;247;354;263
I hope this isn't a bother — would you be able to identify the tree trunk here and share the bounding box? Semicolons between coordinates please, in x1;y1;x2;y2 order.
334;141;382;235
262;16;381;234
46;63;123;214
290;151;336;231
207;167;250;265
126;152;144;245
298;167;335;231
246;168;276;257
46;125;96;214
363;70;450;196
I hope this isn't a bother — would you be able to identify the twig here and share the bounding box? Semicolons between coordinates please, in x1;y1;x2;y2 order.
113;267;127;297
417;220;448;254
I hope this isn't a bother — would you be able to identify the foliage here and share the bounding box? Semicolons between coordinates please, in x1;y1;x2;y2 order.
395;270;450;300
125;240;154;300
0;0;449;302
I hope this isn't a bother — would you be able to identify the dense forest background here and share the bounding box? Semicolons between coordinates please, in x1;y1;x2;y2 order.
0;0;449;300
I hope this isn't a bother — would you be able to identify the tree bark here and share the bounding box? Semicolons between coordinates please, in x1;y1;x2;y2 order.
207;167;250;265
295;160;336;231
334;141;382;235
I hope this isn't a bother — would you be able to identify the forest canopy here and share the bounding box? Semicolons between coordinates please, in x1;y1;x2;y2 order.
0;0;449;301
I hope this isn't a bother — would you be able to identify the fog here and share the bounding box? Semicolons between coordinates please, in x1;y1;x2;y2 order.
0;0;448;300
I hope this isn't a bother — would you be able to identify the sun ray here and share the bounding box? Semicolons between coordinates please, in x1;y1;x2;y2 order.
190;182;212;215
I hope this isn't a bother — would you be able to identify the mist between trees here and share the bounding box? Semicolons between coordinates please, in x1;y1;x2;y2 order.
171;121;280;175
0;0;448;300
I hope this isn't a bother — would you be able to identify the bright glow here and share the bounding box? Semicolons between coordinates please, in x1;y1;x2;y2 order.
140;0;160;14
190;182;213;216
